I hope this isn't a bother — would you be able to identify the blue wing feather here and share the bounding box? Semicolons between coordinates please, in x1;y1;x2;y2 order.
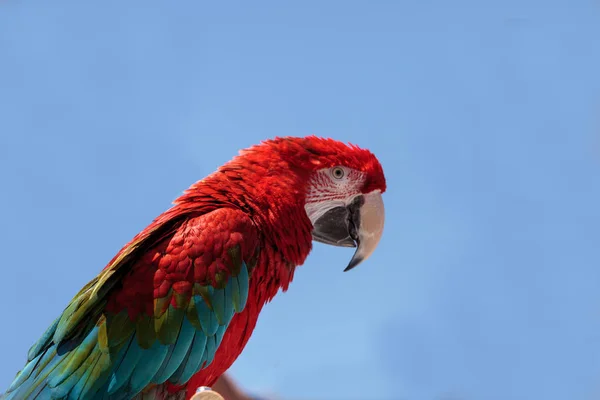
3;206;255;400
3;260;250;399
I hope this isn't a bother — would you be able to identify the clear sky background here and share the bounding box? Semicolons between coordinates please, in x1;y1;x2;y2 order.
1;1;599;400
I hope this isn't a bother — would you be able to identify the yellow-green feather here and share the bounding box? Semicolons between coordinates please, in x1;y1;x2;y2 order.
3;214;256;400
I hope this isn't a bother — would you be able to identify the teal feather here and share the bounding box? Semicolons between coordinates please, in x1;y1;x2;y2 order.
168;344;191;385
9;348;64;399
194;295;219;336
236;262;250;312
4;248;255;399
215;325;227;348
50;350;96;399
68;344;102;400
204;335;217;368
8;315;62;395
52;295;86;345
152;318;196;384
170;331;208;385
223;278;235;324
48;327;100;397
151;344;174;385
7;353;40;393
23;378;49;400
231;274;242;313
28;317;60;361
4;354;44;399
211;287;226;326
198;342;210;371
127;340;169;394
31;384;52;399
49;363;83;398
48;326;98;390
106;336;144;395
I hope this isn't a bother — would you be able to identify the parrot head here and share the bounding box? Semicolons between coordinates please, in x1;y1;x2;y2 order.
307;169;385;272
299;138;386;271
230;136;387;271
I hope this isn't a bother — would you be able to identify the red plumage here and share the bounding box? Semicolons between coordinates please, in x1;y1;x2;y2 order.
111;136;384;398
4;136;386;400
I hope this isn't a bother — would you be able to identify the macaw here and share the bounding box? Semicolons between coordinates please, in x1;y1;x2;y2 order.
3;136;386;400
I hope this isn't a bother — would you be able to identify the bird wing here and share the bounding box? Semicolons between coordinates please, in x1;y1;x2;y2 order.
4;207;259;400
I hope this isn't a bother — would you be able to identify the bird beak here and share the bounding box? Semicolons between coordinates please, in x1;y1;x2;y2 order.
311;191;385;271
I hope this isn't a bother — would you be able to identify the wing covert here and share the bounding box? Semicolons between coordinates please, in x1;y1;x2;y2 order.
4;208;259;400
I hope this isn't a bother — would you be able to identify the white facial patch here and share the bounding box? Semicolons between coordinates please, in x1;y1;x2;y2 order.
304;166;365;225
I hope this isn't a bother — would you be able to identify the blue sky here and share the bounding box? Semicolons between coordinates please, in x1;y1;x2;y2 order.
1;1;600;399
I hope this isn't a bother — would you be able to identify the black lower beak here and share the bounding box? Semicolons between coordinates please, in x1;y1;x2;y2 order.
312;196;364;269
311;191;385;272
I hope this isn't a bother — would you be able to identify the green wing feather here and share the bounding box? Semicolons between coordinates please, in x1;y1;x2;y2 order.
3;208;258;400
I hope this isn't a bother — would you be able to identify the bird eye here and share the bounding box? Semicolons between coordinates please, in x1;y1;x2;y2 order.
331;167;345;180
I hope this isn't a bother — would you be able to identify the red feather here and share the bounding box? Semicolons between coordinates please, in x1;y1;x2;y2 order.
113;136;386;398
6;136;385;400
